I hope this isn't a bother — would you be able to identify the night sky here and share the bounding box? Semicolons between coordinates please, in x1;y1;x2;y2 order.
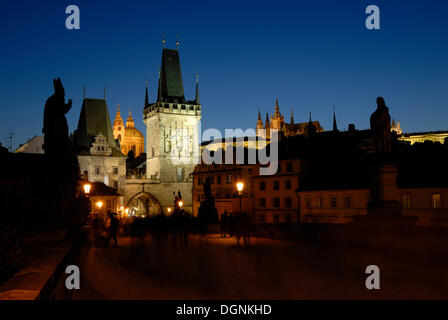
1;0;447;150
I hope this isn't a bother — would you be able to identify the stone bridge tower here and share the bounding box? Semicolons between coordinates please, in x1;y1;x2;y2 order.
141;47;202;214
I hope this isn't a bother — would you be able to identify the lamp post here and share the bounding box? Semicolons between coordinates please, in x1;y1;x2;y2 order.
236;181;244;213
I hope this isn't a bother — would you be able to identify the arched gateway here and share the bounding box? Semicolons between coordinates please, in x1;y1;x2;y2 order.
126;192;162;217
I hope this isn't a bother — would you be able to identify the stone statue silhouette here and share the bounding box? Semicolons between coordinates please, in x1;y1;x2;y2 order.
43;78;72;159
197;177;218;227
370;97;391;154
203;177;214;201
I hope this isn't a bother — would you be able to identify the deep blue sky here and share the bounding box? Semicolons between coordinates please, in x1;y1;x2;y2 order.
1;0;447;150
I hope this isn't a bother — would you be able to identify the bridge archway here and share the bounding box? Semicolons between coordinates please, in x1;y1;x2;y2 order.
126;192;162;217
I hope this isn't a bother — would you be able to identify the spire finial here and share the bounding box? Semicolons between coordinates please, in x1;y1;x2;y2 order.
117;103;120;111
309;112;312;122
291;108;294;124
176;36;180;49
162;34;166;48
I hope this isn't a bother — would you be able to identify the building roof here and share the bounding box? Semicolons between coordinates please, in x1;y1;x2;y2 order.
74;98;123;157
13;136;44;154
86;181;122;197
159;48;185;103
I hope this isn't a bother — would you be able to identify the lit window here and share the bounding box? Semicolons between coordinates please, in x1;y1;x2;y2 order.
227;174;232;184
401;193;411;209
432;193;442;209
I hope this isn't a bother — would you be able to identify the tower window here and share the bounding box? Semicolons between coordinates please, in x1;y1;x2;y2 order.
177;167;184;181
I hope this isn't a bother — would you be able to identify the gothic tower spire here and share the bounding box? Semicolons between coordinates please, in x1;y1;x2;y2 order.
333;106;338;132
290;108;294;125
145;79;149;108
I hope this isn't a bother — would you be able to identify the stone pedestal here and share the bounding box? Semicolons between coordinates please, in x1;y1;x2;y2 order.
354;163;417;228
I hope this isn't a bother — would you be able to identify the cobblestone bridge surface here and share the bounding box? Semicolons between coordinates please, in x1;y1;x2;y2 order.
71;234;447;300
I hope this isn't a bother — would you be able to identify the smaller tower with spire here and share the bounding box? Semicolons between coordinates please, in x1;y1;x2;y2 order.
112;104;124;142
256;109;264;137
195;73;200;105
126;108;135;128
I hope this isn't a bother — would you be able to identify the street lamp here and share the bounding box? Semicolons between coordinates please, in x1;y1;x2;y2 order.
83;183;91;196
236;181;244;213
167;207;172;214
96;201;103;209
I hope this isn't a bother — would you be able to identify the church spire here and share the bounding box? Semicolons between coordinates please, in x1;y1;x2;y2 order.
195;73;200;105
257;109;263;128
290;109;294;124
274;98;280;117
126;108;135;128
265;112;270;128
333;106;338;132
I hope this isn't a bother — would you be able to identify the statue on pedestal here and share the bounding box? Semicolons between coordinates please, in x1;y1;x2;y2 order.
43;78;73;161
